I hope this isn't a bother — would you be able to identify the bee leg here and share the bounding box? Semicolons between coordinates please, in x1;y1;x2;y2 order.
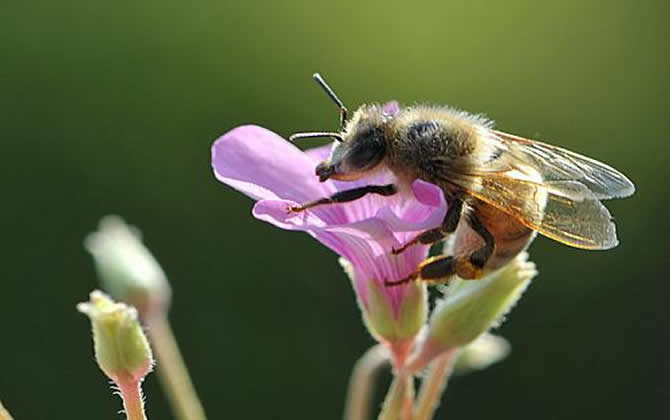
416;255;458;283
465;212;495;270
411;254;483;284
288;184;397;213
392;199;463;254
442;212;496;280
390;213;495;286
385;255;465;286
391;228;447;255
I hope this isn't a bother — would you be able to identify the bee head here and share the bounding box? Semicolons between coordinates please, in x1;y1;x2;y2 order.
315;107;388;182
289;74;391;182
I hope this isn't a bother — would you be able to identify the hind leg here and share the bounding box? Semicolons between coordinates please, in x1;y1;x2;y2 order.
392;199;463;255
385;253;486;286
385;213;494;286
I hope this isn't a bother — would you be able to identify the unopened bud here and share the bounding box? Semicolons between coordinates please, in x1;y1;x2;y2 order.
340;258;427;366
453;333;510;375
408;253;535;371
365;279;427;343
77;290;154;384
85;215;171;319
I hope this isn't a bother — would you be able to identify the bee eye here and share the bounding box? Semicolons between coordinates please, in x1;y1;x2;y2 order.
348;127;385;169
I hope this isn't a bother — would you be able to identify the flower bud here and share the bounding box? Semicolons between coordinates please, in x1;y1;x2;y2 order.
364;278;427;343
408;253;535;371
85;215;171;319
453;333;510;375
77;290;154;384
340;258;428;365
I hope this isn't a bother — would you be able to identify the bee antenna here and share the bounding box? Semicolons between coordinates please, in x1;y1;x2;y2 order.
289;132;344;143
312;73;348;130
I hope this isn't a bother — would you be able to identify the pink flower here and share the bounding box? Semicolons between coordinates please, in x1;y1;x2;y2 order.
211;122;447;360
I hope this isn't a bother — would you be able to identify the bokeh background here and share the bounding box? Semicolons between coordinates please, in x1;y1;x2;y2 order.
2;1;668;419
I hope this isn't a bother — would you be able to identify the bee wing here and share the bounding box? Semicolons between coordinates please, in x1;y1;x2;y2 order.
489;130;635;199
450;173;619;249
440;130;634;250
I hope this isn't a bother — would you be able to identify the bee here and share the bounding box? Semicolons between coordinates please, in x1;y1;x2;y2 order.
289;74;635;285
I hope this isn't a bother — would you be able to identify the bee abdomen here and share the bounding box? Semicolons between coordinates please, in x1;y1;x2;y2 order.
487;229;536;270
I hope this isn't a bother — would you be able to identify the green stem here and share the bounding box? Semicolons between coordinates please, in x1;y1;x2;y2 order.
0;400;14;420
413;350;459;420
344;344;389;420
378;374;414;420
146;315;207;420
118;380;147;420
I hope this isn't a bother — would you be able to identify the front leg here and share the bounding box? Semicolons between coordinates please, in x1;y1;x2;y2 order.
288;184;397;213
392;198;463;254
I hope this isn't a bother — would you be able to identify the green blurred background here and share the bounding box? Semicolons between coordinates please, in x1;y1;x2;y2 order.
2;1;668;419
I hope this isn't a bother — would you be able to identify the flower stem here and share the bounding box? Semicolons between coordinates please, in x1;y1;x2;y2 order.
378;373;414;420
344;344;389;420
146;315;207;420
413;350;459;420
118;380;147;420
0;400;14;420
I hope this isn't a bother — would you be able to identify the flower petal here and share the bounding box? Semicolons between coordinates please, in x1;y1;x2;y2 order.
373;181;447;235
253;200;330;231
411;179;444;208
304;143;333;162
382;101;400;116
253;199;434;315
212;125;331;202
214;125;448;323
253;200;396;248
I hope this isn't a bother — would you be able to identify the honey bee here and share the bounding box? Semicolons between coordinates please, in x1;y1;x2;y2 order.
289;74;635;285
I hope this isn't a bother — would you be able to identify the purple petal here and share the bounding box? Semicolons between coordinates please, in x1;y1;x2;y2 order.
382;101;400;116
252;181;446;244
304;143;333;163
253;199;428;311
411;179;444;208
252;200;395;248
373;181;446;235
211;125;333;202
253;200;331;231
252;180;446;315
213;124;449;317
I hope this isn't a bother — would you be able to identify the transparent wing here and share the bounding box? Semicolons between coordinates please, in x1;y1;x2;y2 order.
450;172;619;249
438;129;633;249
489;130;635;199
